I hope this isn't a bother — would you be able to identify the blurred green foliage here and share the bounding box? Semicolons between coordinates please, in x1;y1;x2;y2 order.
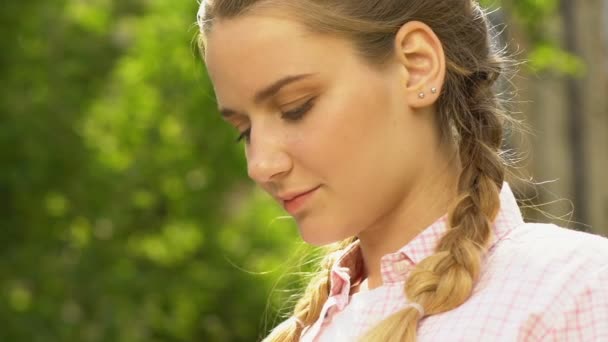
483;0;585;75
0;0;581;341
1;1;308;341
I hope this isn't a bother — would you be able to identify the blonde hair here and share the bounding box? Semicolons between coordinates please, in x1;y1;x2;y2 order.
197;1;516;341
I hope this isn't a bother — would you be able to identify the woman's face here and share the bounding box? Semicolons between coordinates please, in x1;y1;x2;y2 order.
204;13;441;246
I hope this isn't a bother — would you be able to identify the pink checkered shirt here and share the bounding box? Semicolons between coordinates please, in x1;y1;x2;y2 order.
296;182;608;341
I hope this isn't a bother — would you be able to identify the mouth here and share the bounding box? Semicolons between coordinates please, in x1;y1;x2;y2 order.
281;186;320;215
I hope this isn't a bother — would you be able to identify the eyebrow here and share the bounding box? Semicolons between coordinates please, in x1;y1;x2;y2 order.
218;73;316;118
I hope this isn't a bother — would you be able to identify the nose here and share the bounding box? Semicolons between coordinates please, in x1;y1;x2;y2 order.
246;128;292;184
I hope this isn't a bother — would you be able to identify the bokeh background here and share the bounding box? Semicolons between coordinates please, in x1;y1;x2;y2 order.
1;0;606;341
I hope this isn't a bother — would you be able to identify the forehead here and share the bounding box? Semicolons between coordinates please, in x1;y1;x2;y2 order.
203;13;353;107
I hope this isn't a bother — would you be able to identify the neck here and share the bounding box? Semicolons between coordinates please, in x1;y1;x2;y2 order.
356;146;460;290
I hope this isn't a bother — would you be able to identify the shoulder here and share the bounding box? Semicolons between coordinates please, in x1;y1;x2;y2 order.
501;224;608;340
495;222;608;272
515;262;608;341
482;223;608;309
482;224;608;339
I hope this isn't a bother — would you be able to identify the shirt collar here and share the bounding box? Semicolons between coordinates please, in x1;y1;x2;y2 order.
328;181;524;301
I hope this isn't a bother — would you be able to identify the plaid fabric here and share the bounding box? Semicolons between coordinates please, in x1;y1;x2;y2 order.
299;182;608;341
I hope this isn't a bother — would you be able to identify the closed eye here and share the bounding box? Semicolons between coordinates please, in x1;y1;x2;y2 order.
235;97;316;144
281;97;316;121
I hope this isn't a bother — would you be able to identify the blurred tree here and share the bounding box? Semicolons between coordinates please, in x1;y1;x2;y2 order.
1;1;305;341
497;0;607;234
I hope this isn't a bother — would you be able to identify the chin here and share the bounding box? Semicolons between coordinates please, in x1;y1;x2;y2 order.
297;222;351;247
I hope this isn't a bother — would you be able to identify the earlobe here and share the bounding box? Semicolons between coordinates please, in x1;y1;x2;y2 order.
394;21;446;108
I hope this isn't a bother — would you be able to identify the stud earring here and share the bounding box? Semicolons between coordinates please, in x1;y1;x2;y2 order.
418;92;425;99
431;87;437;94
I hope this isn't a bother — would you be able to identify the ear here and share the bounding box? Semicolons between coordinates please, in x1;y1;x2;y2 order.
393;21;446;108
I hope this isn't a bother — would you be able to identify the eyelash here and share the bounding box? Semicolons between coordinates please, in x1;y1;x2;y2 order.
235;97;316;144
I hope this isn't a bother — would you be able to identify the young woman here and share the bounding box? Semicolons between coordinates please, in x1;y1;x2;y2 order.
195;1;608;341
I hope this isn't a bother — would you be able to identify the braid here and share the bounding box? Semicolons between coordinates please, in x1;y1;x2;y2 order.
361;74;506;342
362;4;508;341
263;238;356;342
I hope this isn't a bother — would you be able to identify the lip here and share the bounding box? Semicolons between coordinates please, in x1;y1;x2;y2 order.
281;186;320;215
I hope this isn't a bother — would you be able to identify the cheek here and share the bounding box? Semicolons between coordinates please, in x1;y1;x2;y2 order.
287;84;402;176
284;98;348;167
